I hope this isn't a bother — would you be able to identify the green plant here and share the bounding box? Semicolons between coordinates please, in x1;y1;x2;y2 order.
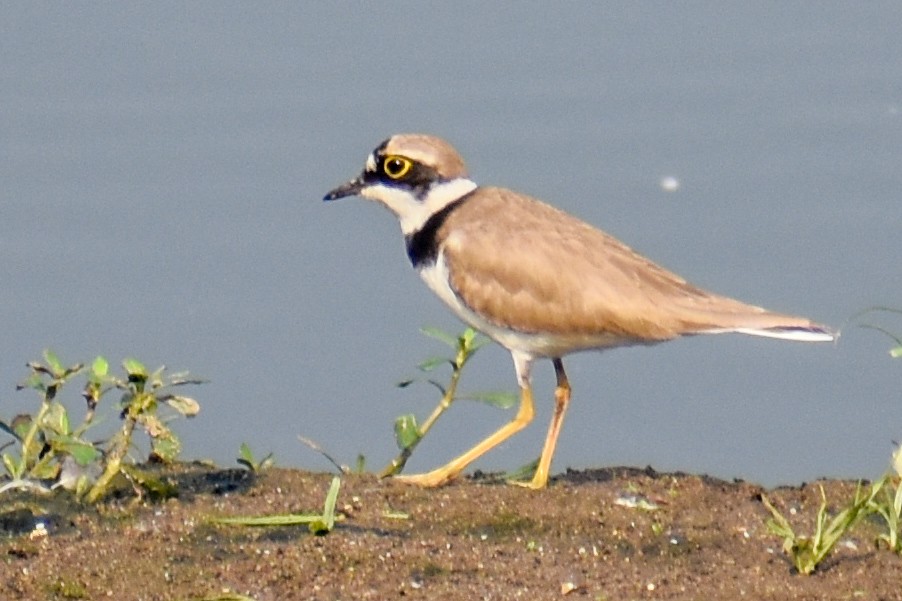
237;442;274;473
869;444;902;553
870;476;902;553
0;351;94;494
762;480;882;574
379;327;516;478
214;476;342;535
87;357;203;502
0;350;203;502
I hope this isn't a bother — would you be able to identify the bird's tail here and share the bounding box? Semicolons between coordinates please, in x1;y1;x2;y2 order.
728;325;835;342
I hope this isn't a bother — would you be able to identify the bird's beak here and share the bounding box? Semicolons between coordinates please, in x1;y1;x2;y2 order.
323;174;365;201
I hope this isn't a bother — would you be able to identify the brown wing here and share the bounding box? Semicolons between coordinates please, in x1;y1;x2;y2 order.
439;187;822;343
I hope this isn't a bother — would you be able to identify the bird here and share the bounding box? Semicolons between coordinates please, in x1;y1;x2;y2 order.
323;133;833;489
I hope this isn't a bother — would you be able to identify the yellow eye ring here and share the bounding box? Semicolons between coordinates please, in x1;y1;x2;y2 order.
383;155;413;180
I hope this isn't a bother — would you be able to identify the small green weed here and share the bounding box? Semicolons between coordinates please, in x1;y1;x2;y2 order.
0;350;204;502
870;444;902;553
237;442;274;473
380;327;515;477
213;476;342;535
762;441;902;573
762;480;881;574
0;351;92;494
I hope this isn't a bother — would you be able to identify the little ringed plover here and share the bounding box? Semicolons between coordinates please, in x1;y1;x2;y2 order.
324;133;833;489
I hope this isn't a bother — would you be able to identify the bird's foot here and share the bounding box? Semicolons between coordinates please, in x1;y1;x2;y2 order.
392;470;456;488
507;468;549;490
507;478;544;490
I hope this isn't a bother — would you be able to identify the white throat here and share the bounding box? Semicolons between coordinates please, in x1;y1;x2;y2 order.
362;177;478;235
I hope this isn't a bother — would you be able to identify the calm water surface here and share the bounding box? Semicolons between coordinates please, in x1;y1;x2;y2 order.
2;4;901;485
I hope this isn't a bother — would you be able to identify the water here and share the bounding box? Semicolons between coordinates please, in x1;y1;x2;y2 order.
2;4;900;486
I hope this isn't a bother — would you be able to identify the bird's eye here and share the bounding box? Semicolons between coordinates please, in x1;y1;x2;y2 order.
383;156;413;180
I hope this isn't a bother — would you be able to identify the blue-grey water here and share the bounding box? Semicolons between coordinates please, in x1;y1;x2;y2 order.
2;4;900;486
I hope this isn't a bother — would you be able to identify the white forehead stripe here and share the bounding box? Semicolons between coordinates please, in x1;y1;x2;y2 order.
366;153;377;172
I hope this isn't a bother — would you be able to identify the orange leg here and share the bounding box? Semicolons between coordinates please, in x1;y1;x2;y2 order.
512;358;571;489
393;384;536;487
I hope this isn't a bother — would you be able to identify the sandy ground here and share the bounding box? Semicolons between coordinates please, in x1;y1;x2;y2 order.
1;464;901;600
